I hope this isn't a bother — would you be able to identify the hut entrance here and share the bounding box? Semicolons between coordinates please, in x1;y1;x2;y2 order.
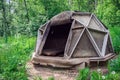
42;22;72;57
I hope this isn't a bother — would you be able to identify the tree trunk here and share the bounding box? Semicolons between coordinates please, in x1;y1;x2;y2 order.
23;0;29;22
1;0;8;43
77;0;81;11
94;0;97;10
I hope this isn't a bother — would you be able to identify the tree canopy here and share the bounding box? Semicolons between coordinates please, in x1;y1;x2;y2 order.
0;0;120;42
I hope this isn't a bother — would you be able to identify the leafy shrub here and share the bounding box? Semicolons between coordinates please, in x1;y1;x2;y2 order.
108;55;120;72
90;71;102;80
0;36;36;80
110;27;120;54
76;68;120;80
76;68;90;80
105;71;120;80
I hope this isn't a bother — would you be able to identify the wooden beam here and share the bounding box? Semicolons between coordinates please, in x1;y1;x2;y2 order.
72;27;83;30
88;27;107;34
38;21;51;55
73;19;86;27
108;34;114;53
101;33;108;56
93;14;107;31
86;14;93;27
64;20;75;58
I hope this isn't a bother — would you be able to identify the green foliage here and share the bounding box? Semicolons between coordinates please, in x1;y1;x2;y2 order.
110;27;120;54
34;76;42;80
0;0;120;37
76;68;89;80
0;36;36;80
47;76;54;80
34;76;54;80
95;0;120;27
90;71;120;80
76;68;120;80
90;71;102;80
105;71;120;80
108;55;120;72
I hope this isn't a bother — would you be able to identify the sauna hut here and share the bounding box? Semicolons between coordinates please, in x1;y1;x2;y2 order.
32;11;115;68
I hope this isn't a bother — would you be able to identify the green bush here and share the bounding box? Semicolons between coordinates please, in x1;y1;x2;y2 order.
108;55;120;72
110;27;120;54
90;71;102;80
105;71;120;80
0;36;36;80
76;68;90;80
76;68;120;80
90;70;120;80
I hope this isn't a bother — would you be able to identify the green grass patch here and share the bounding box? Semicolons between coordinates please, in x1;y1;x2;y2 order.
0;35;36;80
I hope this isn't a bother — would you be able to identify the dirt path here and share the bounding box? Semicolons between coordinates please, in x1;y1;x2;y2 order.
26;61;108;80
26;61;78;80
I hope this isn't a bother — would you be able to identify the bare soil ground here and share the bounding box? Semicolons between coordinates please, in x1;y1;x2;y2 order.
26;61;108;80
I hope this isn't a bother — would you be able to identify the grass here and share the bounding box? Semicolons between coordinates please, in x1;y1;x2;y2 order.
0;35;36;80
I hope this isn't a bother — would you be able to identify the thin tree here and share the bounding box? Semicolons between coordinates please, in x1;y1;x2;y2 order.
77;0;81;11
68;0;72;11
23;0;29;22
1;0;9;43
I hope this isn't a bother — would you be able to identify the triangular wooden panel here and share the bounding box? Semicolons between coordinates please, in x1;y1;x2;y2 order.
72;14;91;26
72;30;98;58
89;29;105;52
88;16;105;31
66;28;84;56
73;20;84;29
105;36;114;55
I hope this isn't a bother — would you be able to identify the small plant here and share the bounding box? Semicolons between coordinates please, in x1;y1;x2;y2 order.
48;76;54;80
90;71;102;80
34;76;42;80
76;68;90;80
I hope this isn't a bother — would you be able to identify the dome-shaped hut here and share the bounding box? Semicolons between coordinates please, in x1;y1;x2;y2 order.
32;11;115;68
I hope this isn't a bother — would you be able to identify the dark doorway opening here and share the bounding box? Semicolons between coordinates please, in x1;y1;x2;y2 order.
42;22;72;57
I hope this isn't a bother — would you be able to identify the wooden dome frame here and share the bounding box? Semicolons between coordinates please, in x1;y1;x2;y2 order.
32;11;115;68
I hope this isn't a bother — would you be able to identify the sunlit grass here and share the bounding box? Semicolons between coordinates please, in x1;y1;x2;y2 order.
0;35;36;80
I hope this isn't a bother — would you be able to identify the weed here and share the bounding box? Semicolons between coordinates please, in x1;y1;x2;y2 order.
76;68;90;80
48;76;54;80
90;71;102;80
